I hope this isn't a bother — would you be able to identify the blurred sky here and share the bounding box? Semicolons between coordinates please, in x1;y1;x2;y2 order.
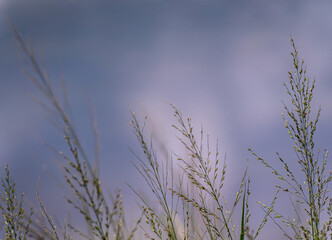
1;0;332;239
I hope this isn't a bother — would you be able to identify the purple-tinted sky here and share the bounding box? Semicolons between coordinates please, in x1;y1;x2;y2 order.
1;0;332;239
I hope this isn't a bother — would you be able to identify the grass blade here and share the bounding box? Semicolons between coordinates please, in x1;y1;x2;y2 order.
240;183;246;240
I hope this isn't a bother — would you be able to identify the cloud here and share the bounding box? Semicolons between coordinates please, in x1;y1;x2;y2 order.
2;1;332;239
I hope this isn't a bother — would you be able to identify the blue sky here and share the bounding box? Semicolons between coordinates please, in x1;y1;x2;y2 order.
1;0;332;238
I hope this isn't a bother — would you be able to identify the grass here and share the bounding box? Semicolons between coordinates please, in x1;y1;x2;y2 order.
249;38;332;240
0;164;32;240
0;26;331;239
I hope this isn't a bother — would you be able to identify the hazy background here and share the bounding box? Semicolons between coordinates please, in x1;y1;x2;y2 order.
1;0;332;238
